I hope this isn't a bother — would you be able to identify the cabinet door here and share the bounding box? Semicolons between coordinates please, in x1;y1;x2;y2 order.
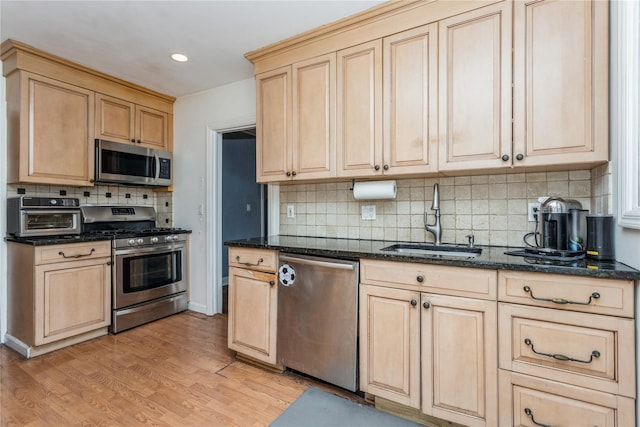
499;371;635;427
513;0;608;167
292;53;336;180
359;284;420;409
136;105;169;150
422;293;497;427
228;266;277;365
438;2;512;171
15;72;95;186
337;40;382;177
95;93;135;144
256;66;292;182
383;24;438;175
34;257;111;345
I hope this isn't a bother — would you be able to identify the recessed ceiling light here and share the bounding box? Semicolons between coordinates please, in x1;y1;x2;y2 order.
171;53;188;62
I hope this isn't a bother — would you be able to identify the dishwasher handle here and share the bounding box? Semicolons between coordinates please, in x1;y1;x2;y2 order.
279;254;356;271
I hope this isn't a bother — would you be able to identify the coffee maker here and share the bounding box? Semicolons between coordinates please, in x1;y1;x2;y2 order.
539;197;587;253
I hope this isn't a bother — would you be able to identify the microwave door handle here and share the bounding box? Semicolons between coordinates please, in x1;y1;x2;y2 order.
154;152;160;182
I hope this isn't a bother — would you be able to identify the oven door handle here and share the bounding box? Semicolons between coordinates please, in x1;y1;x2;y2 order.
114;243;185;256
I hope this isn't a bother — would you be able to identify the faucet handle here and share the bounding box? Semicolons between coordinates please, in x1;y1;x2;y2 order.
465;234;475;248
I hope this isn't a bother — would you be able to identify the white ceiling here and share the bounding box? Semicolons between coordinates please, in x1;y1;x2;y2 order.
0;0;385;98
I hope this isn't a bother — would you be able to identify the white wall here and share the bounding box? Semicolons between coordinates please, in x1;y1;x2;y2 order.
172;78;256;315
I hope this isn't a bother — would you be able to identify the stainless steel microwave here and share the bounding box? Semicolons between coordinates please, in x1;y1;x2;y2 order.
95;139;172;187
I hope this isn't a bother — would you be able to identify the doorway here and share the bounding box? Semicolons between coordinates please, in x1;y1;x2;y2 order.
221;129;266;313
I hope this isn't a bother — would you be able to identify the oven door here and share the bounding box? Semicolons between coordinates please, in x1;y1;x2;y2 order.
113;242;186;309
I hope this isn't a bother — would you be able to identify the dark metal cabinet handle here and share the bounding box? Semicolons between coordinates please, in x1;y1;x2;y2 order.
235;256;263;267
106;261;112;266
410;299;417;307
423;301;431;309
516;153;524;160
131;139;136;143
502;154;510;161
524;408;551;427
58;248;95;259
416;275;424;283
292;171;297;177
524;338;600;363
269;280;275;287
523;286;600;305
136;139;142;144
286;171;291;177
374;164;380;171
383;164;389;170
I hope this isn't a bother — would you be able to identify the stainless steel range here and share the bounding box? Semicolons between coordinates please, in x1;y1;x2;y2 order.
81;206;188;333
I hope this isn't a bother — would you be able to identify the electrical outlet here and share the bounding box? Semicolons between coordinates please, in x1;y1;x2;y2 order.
287;205;295;218
361;205;376;220
528;202;540;222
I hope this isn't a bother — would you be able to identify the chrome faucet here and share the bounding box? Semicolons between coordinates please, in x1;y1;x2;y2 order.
424;183;442;245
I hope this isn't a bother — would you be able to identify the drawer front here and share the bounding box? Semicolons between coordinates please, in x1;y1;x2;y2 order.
498;271;634;317
361;259;496;300
228;247;277;272
499;371;635;427
35;241;112;265
499;303;636;398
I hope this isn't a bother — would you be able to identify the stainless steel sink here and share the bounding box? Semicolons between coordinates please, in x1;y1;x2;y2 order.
381;243;482;258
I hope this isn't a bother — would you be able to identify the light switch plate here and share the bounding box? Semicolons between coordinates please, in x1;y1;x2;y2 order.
361;205;376;220
287;205;295;218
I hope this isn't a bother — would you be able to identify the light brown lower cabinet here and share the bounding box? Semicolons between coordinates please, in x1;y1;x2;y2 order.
227;248;278;366
6;241;112;358
499;370;635;427
359;282;498;427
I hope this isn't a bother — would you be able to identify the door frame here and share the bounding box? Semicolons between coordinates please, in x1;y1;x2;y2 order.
206;120;279;314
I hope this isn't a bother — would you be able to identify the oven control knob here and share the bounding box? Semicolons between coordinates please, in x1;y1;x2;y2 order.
151;237;159;243
172;235;179;241
165;235;174;242
128;239;136;246
136;238;144;245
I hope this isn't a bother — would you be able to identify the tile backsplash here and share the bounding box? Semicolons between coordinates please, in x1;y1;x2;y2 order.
279;167;613;247
6;183;173;226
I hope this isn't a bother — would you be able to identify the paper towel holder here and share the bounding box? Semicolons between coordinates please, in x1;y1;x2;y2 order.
349;179;355;191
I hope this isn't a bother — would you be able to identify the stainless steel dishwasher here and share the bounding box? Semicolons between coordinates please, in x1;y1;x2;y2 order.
277;253;359;391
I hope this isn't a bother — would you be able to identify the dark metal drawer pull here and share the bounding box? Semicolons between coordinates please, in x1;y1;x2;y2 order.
58;248;95;259
236;256;263;267
523;286;600;305
524;338;600;364
524;408;551;427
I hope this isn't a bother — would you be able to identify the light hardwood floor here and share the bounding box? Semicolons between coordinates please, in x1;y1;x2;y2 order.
1;311;363;426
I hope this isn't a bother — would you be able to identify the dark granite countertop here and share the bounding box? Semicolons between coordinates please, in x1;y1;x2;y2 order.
225;235;640;281
5;234;114;246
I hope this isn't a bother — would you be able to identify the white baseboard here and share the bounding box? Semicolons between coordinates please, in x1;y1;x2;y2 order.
188;301;208;314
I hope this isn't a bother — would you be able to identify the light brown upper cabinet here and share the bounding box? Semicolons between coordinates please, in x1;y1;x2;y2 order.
95;93;170;150
337;24;438;178
249;0;609;181
512;0;608;167
2;39;175;187
256;53;336;182
5;72;95;186
438;1;513;172
336;40;382;177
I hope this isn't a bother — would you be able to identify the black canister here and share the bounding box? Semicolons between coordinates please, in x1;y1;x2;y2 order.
586;214;615;260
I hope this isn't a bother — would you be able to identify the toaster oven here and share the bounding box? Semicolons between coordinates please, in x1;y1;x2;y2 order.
7;197;82;237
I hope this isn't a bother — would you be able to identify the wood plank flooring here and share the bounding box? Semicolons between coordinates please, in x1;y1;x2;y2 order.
0;312;364;426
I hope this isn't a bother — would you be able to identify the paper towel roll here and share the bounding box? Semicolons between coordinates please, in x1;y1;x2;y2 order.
353;180;397;200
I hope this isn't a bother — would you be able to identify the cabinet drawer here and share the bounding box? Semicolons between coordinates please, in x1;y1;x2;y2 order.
499;303;635;398
498;371;635;427
498;271;634;317
361;259;496;300
35;241;111;265
228;247;277;272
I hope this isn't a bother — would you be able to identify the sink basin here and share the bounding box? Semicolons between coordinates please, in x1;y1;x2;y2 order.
381;243;482;258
